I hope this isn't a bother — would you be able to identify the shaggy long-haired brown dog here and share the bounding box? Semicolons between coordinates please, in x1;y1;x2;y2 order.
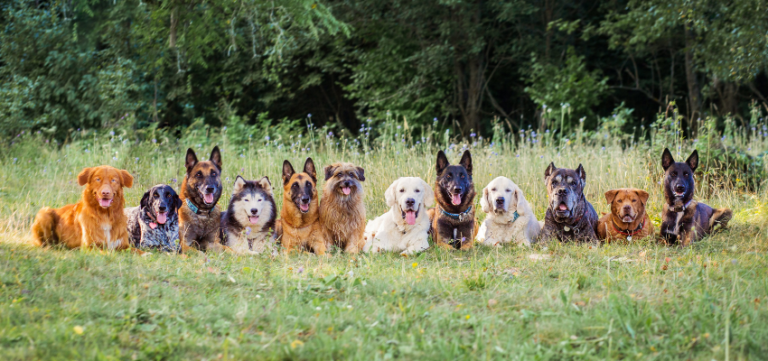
319;162;366;253
276;158;327;254
32;165;134;249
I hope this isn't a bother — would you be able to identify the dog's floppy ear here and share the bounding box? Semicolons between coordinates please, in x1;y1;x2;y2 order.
120;169;134;188
303;158;317;183
436;150;449;176
185;148;199;172
209;146;222;170
385;179;398;208
685;150;699;172
604;189;620;205
233;175;247;194
77;167;93;186
544;162;556;181
511;188;520;212
636;189;650;205
661;148;674;171
282;160;295;185
576;164;586;186
480;186;491;213
355;166;365;181
139;190;151;210
257;176;273;196
422;180;435;208
323;164;337;181
459;150;473;176
173;194;183;212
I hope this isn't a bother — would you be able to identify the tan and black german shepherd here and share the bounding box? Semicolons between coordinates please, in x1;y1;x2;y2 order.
428;150;478;250
275;158;328;254
179;146;225;252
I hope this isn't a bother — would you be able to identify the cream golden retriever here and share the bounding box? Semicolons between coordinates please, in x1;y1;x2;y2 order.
363;177;434;255
476;176;540;246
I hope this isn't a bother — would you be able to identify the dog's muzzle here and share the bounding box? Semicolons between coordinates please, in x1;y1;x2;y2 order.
400;201;420;226
494;197;505;214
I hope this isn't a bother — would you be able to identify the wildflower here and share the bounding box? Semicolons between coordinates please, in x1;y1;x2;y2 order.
579;117;585;123
241;168;245;172
542;104;547;110
135;157;139;162
225;177;229;181
601;147;605;151
412;262;418;269
171;178;177;183
731;259;737;265
110;131;115;136
245;227;251;235
470;133;476;138
152;139;157;144
516;154;520;158
465;315;470;320
298;134;302;138
112;157;117;161
73;326;84;335
85;149;90;153
13;158;17;163
433;117;438;122
396;126;401;130
240;154;245;158
308;113;312;118
298;266;304;274
265;136;270;141
223;126;227;131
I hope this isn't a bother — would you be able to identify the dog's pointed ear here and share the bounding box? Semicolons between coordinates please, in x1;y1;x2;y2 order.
140;190;151;210
303;158;317;183
576;164;586;185
323;165;336;181
120;169;134;188
480;186;491;213
257;176;273;196
636;189;650;205
459;150;473;176
209;146;222;170
661;148;674;171
544;162;556;180
185;148;199;172
77;167;93;186
282;160;295;185
436;151;449;176
355;166;365;181
233;175;247;194
604;189;620;205
686;150;699;172
422;179;435;208
385;179;398;208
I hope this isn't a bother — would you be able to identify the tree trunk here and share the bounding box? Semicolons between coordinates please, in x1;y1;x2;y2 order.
455;55;484;135
684;23;702;132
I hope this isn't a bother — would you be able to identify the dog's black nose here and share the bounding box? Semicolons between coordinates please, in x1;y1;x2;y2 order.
495;197;504;205
250;208;258;215
301;197;310;204
158;206;167;212
675;185;685;193
206;186;215;194
623;205;632;212
405;198;415;207
344;181;351;187
557;188;567;196
452;187;462;194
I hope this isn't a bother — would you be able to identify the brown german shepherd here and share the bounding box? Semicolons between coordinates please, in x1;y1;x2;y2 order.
179;147;225;252
275;158;327;254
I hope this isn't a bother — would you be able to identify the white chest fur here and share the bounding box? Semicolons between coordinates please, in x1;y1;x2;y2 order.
102;223;120;250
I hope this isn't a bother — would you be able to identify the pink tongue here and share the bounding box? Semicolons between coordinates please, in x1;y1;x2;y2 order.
342;187;351;195
451;194;462;205
300;204;309;212
156;212;167;224
558;204;568;211
249;216;259;224
99;199;111;208
405;211;416;225
204;193;214;204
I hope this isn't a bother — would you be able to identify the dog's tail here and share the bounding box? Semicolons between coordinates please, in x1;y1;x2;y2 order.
709;208;733;233
31;207;59;246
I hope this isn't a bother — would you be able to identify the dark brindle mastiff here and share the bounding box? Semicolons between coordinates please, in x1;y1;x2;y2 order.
540;163;599;243
660;149;732;246
427;150;478;250
179;146;225;252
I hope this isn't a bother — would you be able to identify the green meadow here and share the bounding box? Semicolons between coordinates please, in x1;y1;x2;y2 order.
1;116;768;360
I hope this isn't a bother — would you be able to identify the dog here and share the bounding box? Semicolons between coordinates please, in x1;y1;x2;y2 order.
319;162;366;253
220;176;277;254
427;150;478;250
540;163;599;243
363;177;434;255
275;158;327;254
178;146;225;252
596;188;654;242
125;184;182;252
659;149;732;245
32;165;134;250
476;176;540;247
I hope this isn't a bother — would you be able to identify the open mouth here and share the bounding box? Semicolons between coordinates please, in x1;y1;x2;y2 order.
202;192;215;204
248;215;259;224
299;203;310;213
98;198;113;208
449;192;462;206
557;202;569;212
621;215;634;223
400;205;420;225
156;211;168;225
674;191;685;197
341;186;352;195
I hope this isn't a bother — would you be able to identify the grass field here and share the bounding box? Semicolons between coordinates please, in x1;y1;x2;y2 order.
2;121;768;360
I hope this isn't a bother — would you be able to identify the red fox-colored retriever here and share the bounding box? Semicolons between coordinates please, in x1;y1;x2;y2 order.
31;165;134;250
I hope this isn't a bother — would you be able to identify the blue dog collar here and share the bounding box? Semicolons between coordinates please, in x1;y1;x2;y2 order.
511;210;519;223
440;206;473;221
186;198;200;214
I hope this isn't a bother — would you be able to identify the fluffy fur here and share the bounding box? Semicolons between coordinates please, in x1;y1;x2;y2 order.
597;188;654;242
275;158;328;254
319;162;366;253
221;176;277;254
428;150;478;250
476;177;540;247
31;165;134;250
179;147;225;252
364;177;434;255
125;184;182;252
540;163;599;243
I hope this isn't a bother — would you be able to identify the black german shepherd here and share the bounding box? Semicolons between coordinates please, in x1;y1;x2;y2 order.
428;150;477;250
660;148;732;245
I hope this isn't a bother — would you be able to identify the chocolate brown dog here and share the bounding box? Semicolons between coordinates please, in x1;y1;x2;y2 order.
597;188;653;242
540;163;599;243
427;150;477;250
659;149;732;245
319;162;366;253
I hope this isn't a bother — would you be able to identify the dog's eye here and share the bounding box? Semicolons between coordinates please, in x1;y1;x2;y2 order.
506;189;511;193
336;173;342;178
460;174;465;178
211;172;217;177
306;181;311;187
95;178;101;182
491;188;496;192
632;199;637;202
112;179;117;183
671;172;677;177
153;193;159;198
683;172;689;177
415;189;420;193
165;193;170;198
257;198;263;202
399;189;405;193
244;198;249;202
196;172;203;178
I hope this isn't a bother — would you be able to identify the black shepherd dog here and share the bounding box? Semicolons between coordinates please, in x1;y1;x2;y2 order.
660;148;732;245
428;150;477;250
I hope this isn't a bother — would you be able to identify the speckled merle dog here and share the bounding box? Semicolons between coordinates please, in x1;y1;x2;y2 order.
540;163;599;243
125;184;182;252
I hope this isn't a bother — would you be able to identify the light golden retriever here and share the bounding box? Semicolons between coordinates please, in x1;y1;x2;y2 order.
476;176;540;247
